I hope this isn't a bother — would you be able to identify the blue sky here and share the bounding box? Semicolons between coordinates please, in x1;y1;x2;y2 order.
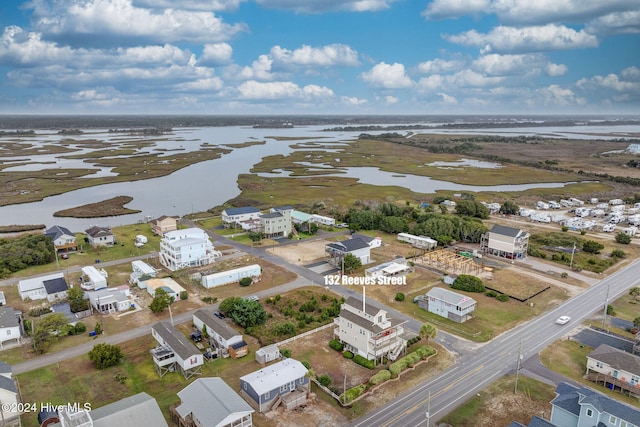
0;0;638;115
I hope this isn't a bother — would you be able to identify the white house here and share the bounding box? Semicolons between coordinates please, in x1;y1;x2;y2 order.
0;291;6;306
81;265;108;290
261;208;292;238
88;288;131;314
240;358;309;413
417;287;477;323
151;321;203;379
140;277;186;301
85;226;115;247
585;344;640;394
129;260;157;285
0;307;21;349
18;273;68;301
351;233;382;249
201;264;261;289
397;233;438;250
480;224;529;260
221;207;261;228
45;225;77;252
334;296;407;363
326;238;372;266
0;362;20;427
310;214;335;226
175;378;254;427
159;228;221;271
193;309;247;358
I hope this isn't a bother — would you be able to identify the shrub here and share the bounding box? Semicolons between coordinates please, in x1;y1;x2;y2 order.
353;355;375;369
615;232;632;244
329;339;344;352
280;348;291;358
343;351;354;359
318;374;332;387
29;306;52;317
74;322;87;334
452;275;485;293
395;293;405;302
201;296;217;304
496;294;510;302
611;249;627;258
485;290;498;298
369;369;391;386
239;277;253;287
88;343;123;369
341;384;367;404
179;291;188;300
301;360;311;369
272;322;296;336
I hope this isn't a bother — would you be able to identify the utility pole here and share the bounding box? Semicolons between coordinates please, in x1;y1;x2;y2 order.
343;374;346;405
514;337;523;394
602;283;610;330
569;243;576;269
425;390;431;427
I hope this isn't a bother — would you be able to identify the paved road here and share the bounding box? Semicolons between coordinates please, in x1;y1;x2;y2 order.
349;258;640;427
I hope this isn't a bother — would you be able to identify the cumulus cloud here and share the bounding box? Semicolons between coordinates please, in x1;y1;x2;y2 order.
0;26;75;66
342;96;368;105
444;24;599;53
537;84;586;106
132;0;247;12
200;43;233;65
360;62;413;89
174;77;224;91
423;0;489;20
439;93;458;104
237;80;334;100
270;44;360;67
586;10;640;35
472;53;567;76
255;0;400;13
28;0;247;45
417;58;465;74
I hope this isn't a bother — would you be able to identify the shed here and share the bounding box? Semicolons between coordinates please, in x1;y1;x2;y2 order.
255;344;280;365
201;264;262;289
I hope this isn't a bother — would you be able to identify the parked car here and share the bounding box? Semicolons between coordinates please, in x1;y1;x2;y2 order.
61;253;69;259
555;316;571;325
214;311;225;319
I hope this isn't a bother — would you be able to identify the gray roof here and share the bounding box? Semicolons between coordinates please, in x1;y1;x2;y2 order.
194;309;242;341
0;375;16;393
490;224;525;238
552;382;640;423
85;226;113;238
240;358;308;395
327;238;370;253
152;322;200;360
527;416;557;427
260;211;283;219
43;277;69;294
588;343;640;376
426;287;477;309
45;225;75;241
344;296;381;317
176;377;253;426
89;392;168;427
339;308;383;334
351;233;375;243
0;361;12;374
0;306;19;329
224;206;260;216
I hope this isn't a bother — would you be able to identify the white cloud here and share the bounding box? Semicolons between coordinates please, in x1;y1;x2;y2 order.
537;84;585;106
383;95;398;104
255;0;400;13
586;10;640;35
423;0;489;20
444;24;599;53
270;44;360;67
0;26;75;66
237;80;334;100
472;53;567;76
233;55;276;80
360;62;413;89
545;63;568;76
622;66;640;80
200;43;233;65
28;0;247;45
439;93;458;104
116;44;194;65
132;0;247;12
417;75;444;92
174;77;224;91
417;58;465;74
342;96;368;105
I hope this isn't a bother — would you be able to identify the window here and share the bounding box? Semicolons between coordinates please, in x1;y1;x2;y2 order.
280;384;287;392
621;421;632;427
299;377;304;384
243;383;247;390
610;415;618;424
596;361;604;369
586;408;593;417
6;330;10;336
264;391;270;399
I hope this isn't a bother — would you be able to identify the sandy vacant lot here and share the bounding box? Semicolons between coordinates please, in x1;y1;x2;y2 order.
267;239;331;265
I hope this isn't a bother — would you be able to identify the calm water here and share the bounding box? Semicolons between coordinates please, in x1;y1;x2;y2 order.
1;124;638;231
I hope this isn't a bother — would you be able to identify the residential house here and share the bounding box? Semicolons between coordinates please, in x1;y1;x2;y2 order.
550;382;640;427
193;309;248;358
325;238;372;267
240;358;309;413
159;228;221;271
310;214;335;226
334;296;407;363
151;321;203;379
81;265;108;290
174;377;254;427
351;233;382;249
43;276;69;302
45;225;77;252
480;224;529;260
0;307;21;349
0;362;20;427
150;215;179;236
139;277;186;301
85;226;115;247
50;392;168;427
397;233;438;250
260;208;292;239
88;288;131;314
18;273;68;301
201;264;261;289
586;344;640;394
129;260;156;285
221;207;261;229
417;287;477;323
507;417;557;427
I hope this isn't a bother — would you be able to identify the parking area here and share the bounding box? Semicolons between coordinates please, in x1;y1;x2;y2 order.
570;326;635;353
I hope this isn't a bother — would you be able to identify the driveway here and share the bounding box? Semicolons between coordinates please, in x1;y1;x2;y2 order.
570;326;635;353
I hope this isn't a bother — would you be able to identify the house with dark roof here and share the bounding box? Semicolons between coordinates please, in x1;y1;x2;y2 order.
173;377;254;427
586;343;640;395
260;209;292;238
0;306;21;349
351;233;382;248
550;382;640;427
48;392;168;427
221;207;261;228
43;276;69;302
193;309;248;358
18;272;68;301
240;358;309;413
334;296;407;364
85;226;115;247
507;416;557;427
0;362;19;427
326;238;372;266
45;225;77;252
151;321;203;379
480;224;529;260
150;215;179;236
417;287;477;323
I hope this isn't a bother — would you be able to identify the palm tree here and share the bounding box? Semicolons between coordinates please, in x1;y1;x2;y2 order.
419;323;436;345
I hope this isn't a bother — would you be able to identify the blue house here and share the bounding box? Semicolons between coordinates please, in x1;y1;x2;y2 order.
239;358;308;413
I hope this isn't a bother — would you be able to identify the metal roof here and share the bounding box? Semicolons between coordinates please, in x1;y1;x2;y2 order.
194;309;242;341
0;306;19;329
490;224;525;238
152;322;200;360
176;377;253;427
240;358;308;395
223;206;260;216
426;287;477;309
89;392;168;427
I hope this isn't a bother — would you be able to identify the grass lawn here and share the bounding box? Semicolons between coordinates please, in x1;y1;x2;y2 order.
539;340;640;408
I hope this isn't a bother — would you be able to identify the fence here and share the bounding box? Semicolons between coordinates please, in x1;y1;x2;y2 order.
273;322;334;348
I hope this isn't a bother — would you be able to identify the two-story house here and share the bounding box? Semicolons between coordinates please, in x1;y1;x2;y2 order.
417;287;477;323
151;321;203;379
159;228;220;271
45;225;77;253
334;296;407;364
150;215;178;236
586;343;640;394
221;207;261;229
0;362;20;427
480;224;529;260
260;209;292;239
193;309;248;358
326;238;372;267
0;307;21;349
